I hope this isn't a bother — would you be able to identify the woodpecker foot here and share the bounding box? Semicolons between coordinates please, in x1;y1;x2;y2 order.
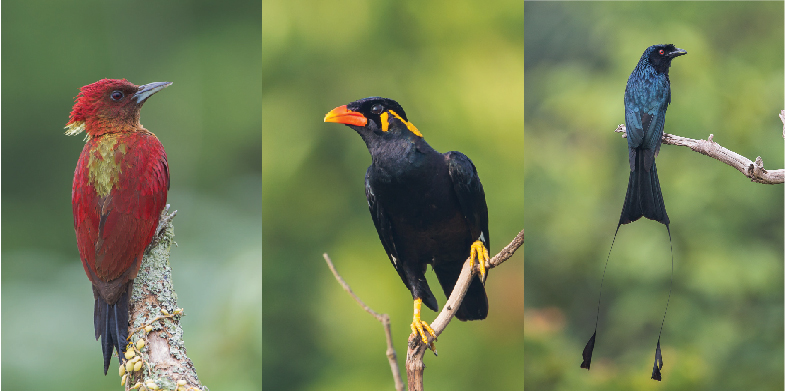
470;240;489;283
410;298;437;354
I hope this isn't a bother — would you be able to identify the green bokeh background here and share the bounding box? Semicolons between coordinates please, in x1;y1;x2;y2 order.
524;2;783;390
2;1;262;390
263;0;524;389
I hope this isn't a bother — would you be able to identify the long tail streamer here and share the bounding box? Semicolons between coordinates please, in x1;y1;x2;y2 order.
580;225;621;370
651;225;673;381
581;224;674;382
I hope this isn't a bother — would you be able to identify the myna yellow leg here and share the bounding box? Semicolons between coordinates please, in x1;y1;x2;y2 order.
410;298;437;354
470;240;489;283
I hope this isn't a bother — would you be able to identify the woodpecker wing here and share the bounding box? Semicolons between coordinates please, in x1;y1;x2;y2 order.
73;133;169;286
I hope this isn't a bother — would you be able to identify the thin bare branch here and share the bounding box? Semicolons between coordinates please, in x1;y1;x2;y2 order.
614;110;785;184
323;254;404;391
489;229;525;268
406;229;524;391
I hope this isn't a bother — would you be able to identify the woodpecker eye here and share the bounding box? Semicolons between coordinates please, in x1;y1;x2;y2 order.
658;49;665;55
371;104;384;115
110;91;125;101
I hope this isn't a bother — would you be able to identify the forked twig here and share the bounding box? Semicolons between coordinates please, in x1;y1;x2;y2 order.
323;254;404;391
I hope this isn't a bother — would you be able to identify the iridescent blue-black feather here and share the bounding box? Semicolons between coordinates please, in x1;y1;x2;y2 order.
582;45;685;380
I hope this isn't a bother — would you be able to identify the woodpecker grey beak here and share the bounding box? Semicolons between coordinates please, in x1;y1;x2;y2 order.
133;81;172;103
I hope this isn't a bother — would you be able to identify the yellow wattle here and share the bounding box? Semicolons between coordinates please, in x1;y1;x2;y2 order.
380;112;390;133
388;110;422;137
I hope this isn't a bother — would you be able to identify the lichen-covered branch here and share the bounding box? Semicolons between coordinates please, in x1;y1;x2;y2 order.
323;253;404;391
614;110;785;184
121;206;206;391
405;229;524;391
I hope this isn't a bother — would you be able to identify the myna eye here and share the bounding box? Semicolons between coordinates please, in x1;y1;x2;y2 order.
110;91;125;101
371;104;383;115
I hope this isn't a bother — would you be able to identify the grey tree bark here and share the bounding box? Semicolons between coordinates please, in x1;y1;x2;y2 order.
119;206;207;391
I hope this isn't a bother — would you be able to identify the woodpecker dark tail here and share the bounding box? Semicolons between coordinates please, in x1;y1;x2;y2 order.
93;285;130;375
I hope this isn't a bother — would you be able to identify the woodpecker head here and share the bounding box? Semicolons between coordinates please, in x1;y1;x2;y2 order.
65;79;172;138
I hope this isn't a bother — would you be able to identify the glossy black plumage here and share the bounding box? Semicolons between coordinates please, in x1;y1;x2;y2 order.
328;97;489;322
582;44;685;381
620;44;686;226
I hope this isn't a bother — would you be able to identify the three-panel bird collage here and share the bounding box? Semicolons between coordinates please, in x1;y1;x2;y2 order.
2;1;784;391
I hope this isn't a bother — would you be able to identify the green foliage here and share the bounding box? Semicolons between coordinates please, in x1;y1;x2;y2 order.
263;0;524;389
2;1;262;389
524;2;784;390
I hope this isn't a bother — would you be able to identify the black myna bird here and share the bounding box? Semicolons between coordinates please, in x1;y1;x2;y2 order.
325;97;490;352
